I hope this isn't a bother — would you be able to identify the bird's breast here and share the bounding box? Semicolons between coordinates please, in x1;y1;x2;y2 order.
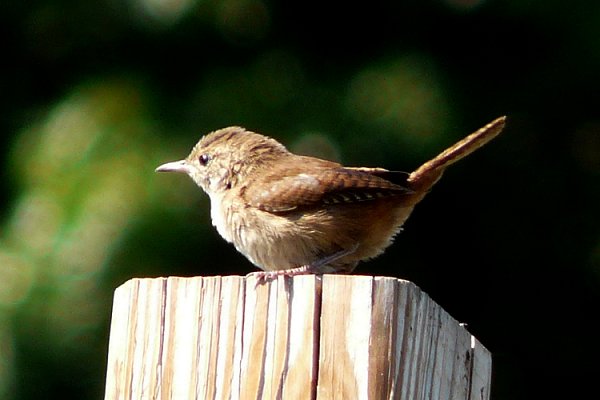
209;193;234;243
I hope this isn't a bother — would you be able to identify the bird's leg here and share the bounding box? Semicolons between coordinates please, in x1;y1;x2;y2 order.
251;244;359;285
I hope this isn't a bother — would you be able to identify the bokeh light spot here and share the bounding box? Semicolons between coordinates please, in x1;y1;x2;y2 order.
0;251;35;307
216;0;270;44
291;132;341;163
131;0;199;25
345;55;452;148
6;191;63;255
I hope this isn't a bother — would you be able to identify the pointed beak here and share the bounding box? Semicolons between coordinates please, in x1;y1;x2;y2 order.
155;159;191;174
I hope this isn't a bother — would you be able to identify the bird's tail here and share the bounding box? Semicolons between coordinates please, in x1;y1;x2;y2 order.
407;116;507;195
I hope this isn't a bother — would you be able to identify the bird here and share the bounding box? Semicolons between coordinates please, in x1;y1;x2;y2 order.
156;116;506;282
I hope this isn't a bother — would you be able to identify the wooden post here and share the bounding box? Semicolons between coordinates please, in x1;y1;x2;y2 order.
104;275;491;400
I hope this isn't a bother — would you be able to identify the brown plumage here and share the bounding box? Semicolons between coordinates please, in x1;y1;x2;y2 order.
156;116;506;281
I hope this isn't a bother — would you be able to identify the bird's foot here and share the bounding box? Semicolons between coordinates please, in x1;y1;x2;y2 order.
250;244;359;286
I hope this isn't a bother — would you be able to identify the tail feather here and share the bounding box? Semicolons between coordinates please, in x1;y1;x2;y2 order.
407;116;506;194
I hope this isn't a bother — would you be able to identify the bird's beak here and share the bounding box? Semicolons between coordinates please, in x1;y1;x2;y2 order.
155;160;191;174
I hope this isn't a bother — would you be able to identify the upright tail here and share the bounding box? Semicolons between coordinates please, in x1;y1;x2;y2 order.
407;116;507;195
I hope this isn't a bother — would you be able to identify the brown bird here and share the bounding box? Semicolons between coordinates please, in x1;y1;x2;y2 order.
156;117;506;282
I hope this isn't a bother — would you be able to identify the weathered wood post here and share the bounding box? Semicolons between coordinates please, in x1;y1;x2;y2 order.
104;275;491;399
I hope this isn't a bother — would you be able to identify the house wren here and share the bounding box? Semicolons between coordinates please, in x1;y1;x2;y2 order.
156;117;506;281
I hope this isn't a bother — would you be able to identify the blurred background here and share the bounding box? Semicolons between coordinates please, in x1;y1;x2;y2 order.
1;0;598;399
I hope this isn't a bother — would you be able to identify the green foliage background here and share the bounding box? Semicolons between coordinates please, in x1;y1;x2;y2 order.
1;0;598;398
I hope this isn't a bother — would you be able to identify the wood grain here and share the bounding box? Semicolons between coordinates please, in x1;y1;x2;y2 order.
104;276;491;399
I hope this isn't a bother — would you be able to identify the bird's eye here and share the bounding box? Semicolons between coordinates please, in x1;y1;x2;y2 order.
198;154;211;166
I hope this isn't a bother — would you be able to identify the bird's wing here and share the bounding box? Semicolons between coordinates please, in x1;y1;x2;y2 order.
243;164;412;213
